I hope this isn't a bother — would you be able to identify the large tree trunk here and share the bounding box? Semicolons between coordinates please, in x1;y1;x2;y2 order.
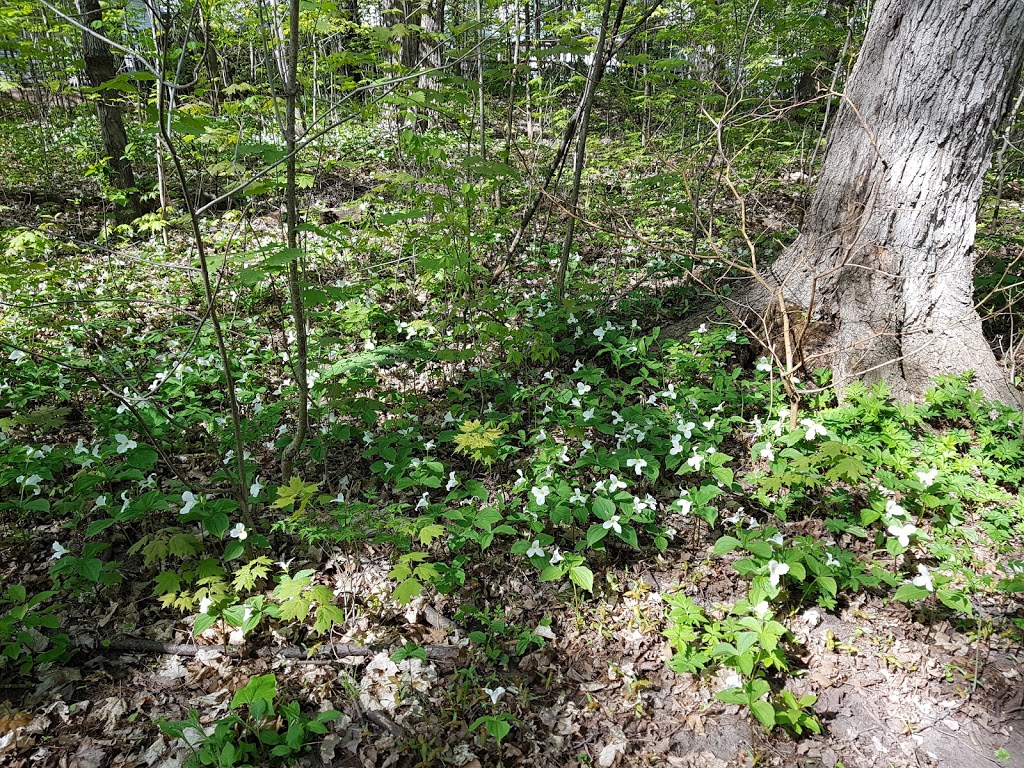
78;0;140;217
735;0;1024;405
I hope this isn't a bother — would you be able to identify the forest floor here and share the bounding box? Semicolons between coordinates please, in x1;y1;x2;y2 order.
2;152;1024;768
1;522;1022;768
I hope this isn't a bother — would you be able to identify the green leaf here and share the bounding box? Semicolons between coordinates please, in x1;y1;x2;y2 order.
393;578;423;605
419;524;445;545
194;612;217;635
224;540;245;561
894;584;931;603
713;536;741;555
936;588;973;615
231;673;277;716
569;565;594;593
750;700;776;729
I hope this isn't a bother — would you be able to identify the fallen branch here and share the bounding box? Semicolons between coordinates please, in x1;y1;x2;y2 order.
80;635;461;663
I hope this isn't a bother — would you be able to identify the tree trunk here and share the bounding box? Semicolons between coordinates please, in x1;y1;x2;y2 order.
733;0;1024;406
77;0;140;217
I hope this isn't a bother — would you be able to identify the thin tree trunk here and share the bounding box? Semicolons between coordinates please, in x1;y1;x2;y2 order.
280;0;309;482
728;0;1024;405
554;0;619;300
77;0;140;217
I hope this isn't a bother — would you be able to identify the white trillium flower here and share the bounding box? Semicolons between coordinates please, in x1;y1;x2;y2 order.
526;540;545;558
767;559;790;587
249;475;264;499
180;491;200;515
198;597;213;614
916;467;939;487
569;488;587;505
50;541;68;560
911;564;934;592
885;499;908;519
800;419;827;441
114;434;137;454
768;532;784;547
550;547;564;565
446;472;459;491
483;686;506;704
626;457;647;475
603;515;622;534
687;452;703;471
722;672;743;689
593;327;607;341
756;357;772;372
888;522;917;547
229;522;248;541
759;443;775;462
751;601;770;619
531;485;550;505
702;418;715;430
577;382;591;396
607;474;626;492
825;552;840;567
670;434;685;455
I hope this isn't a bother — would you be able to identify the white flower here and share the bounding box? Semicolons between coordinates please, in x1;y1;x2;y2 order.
722;672;743;690
726;330;737;343
550;547;564;565
249;476;264;498
8;349;26;363
678;421;695;439
916;467;938;487
697;323;707;334
607;474;626;492
531;485;550;505
50;541;68;560
888;522;917;547
686;452;703;471
626;457;647;476
483;686;506;704
229;522;248;541
416;492;429;509
140;474;156;490
756;357;772;372
603;515;622;534
911;564;934;592
198;597;213;614
825;552;840;567
702;418;715;430
768;532;784;547
569;487;587;505
885;499;908;519
674;496;692;515
526;540;545;558
670;434;685;455
114;434;137;454
767;559;790;587
573;359;584;373
582;408;595;422
800;419;827;441
577;382;591;396
180;491;200;515
331;491;346;504
661;383;677;400
759;443;775;462
593;327;607;341
751;601;770;619
74;438;89;455
446;472;459;491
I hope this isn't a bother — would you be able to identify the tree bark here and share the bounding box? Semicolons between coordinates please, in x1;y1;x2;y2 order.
77;0;140;217
731;0;1024;406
